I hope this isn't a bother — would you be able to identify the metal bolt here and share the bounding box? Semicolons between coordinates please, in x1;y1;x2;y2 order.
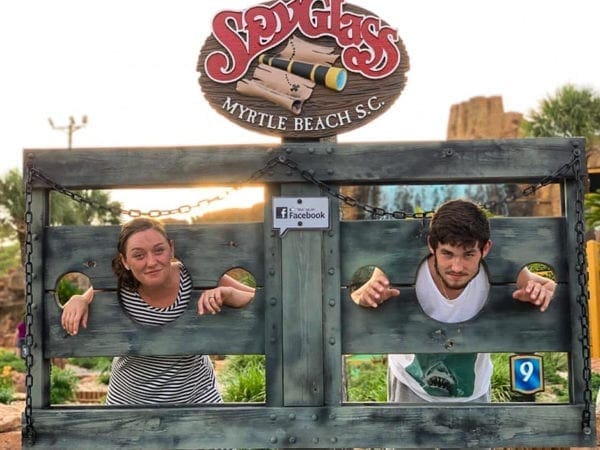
289;436;297;444
289;413;296;420
269;268;276;276
308;147;315;154
329;337;336;345
329;299;336;307
327;168;334;175
313;437;319;443
331;437;338;443
269;414;277;421
270;298;277;306
329;413;336;419
311;414;318;421
328;268;335;275
286;148;292;154
270;436;278;443
326;147;333;154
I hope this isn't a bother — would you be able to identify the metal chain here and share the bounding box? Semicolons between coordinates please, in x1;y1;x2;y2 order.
274;155;435;219
274;154;581;219
23;165;36;445
28;152;582;222
571;151;593;434
27;156;282;219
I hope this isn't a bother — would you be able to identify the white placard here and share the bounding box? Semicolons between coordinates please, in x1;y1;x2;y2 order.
272;197;330;236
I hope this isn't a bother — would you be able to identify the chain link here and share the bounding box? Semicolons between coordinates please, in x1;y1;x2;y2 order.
27;156;283;220
23;165;36;445
571;153;594;434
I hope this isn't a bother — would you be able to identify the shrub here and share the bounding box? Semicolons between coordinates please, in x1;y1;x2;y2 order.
346;355;387;402
491;352;568;403
51;367;79;404
0;349;26;373
218;355;265;402
0;365;15;404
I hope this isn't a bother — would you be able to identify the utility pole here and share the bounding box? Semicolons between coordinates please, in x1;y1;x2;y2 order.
48;115;88;149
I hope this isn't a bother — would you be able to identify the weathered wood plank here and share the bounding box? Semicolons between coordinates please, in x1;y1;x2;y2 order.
27;404;595;449
43;223;265;290
340;217;568;285
281;183;324;406
323;189;343;406
342;284;571;354
44;290;265;357
263;185;284;406
25;137;583;188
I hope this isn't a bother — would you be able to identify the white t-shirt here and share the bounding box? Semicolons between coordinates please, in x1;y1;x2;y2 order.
388;259;493;402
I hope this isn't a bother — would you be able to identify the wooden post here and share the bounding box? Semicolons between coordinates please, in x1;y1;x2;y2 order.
587;240;600;358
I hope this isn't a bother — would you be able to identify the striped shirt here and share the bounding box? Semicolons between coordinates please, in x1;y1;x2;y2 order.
105;263;222;405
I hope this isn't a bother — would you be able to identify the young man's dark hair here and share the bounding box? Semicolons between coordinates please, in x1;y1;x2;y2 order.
428;199;490;252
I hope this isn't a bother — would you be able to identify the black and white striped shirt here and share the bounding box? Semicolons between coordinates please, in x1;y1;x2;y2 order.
106;263;222;405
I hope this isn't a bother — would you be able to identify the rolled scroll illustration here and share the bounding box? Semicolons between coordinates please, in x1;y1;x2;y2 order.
258;54;347;92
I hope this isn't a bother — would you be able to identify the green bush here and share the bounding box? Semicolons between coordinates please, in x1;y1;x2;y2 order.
56;277;84;306
68;356;112;386
67;356;112;371
0;349;26;373
51;367;79;404
346;355;387;402
491;352;568;403
218;355;265;402
0;365;15;404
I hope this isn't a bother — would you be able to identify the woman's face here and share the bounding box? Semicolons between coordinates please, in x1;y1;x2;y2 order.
120;228;173;289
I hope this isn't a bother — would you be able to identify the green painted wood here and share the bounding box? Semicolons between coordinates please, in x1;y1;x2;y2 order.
31;190;51;408
281;184;324;406
22;138;594;449
263;184;284;406
43;223;265;290
25;138;583;188
26;404;595;449
342;284;571;354
323;189;342;406
44;290;265;358
340;217;568;286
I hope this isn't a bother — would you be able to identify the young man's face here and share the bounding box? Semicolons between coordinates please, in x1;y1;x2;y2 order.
430;240;492;291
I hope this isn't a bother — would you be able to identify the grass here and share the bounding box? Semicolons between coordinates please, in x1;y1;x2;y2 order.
218;355;266;403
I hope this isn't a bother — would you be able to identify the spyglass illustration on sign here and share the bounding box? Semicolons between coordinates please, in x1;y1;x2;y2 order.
197;0;410;138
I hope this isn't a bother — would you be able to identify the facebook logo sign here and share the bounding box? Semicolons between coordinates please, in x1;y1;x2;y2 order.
273;197;329;236
275;207;288;219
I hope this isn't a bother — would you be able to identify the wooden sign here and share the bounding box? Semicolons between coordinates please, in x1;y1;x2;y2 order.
196;0;410;139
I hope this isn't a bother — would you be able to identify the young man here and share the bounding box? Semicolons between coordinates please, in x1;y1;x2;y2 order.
351;199;555;404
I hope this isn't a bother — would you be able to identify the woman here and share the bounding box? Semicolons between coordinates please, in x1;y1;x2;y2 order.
61;217;255;405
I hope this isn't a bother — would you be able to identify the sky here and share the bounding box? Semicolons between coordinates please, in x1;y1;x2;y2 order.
1;0;599;214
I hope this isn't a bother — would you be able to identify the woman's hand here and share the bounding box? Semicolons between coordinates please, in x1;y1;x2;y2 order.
61;286;94;335
197;284;255;315
198;287;227;315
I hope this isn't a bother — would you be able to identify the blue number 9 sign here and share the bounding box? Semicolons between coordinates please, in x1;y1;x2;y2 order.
510;354;544;395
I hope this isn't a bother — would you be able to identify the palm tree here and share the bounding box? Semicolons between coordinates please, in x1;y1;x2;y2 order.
521;84;600;147
0;168;122;264
521;84;600;228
